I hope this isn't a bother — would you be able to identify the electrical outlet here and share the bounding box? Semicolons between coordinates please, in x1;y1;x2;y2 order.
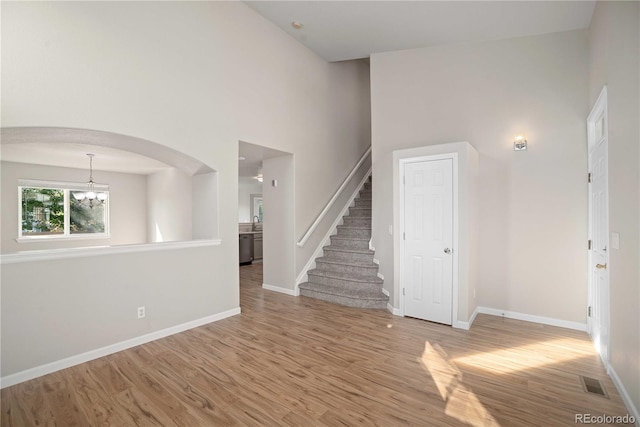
137;306;145;319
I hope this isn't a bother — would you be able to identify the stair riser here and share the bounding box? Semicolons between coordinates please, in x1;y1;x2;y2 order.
329;237;369;250
336;227;371;238
348;208;372;218
299;175;386;309
299;289;387;309
300;290;386;309
307;273;382;290
342;217;372;227
323;250;373;263
315;261;378;277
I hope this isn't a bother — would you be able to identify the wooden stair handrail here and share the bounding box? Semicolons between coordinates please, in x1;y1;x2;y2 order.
297;146;371;247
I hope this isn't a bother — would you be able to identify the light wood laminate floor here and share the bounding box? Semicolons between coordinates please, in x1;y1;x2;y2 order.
1;263;630;426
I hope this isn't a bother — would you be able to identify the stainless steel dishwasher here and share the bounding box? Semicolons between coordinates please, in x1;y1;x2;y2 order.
239;233;254;265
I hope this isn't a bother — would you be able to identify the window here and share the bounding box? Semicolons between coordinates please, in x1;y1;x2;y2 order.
250;194;263;223
19;180;109;240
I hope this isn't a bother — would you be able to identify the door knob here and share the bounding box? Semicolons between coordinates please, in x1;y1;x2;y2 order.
595;263;607;270
444;248;451;254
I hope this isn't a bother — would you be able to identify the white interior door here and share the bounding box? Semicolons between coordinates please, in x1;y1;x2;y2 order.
587;87;610;364
403;159;453;325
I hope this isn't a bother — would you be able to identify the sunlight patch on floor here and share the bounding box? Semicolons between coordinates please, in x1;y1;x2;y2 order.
452;338;591;374
420;342;500;427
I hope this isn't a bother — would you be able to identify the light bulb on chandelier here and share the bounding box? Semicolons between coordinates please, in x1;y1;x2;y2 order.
72;154;108;208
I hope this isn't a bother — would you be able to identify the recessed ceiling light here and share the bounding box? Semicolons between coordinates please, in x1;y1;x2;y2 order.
238;156;246;161
291;21;303;30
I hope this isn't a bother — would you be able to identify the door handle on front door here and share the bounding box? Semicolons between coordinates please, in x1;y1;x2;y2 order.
444;248;451;254
596;263;607;270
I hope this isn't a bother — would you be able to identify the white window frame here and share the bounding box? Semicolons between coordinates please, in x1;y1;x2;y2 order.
17;179;110;242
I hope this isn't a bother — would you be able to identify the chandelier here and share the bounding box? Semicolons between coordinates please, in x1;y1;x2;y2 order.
72;154;108;208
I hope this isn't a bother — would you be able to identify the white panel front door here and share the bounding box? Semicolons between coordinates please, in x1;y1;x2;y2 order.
587;87;610;364
403;159;453;324
589;142;609;361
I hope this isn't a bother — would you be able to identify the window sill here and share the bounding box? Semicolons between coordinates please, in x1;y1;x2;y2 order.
1;239;222;264
16;234;111;243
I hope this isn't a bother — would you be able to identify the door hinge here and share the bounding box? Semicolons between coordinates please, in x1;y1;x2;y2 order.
403;232;406;240
588;172;592;183
588;306;592;317
403;288;405;296
588;239;592;250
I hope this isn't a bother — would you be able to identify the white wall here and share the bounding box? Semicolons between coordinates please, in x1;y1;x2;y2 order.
1;161;147;252
147;168;192;243
192;171;219;240
238;177;263;223
1;1;370;379
371;30;589;323
263;154;296;292
588;0;640;414
1;243;232;379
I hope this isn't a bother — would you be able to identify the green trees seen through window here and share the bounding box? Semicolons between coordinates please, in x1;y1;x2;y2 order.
20;186;108;238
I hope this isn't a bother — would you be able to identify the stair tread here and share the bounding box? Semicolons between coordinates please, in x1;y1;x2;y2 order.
324;246;374;254
316;257;377;268
299;282;388;300
299;174;383;309
308;269;383;284
331;235;369;241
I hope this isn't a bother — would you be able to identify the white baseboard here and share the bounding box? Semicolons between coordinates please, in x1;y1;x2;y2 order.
454;306;479;330
0;307;241;389
387;303;402;316
381;304;584;332
263;283;299;296
454;320;470;330
468;306;479;326
380;288;402;315
477;306;587;331
608;365;640;425
295;270;311;286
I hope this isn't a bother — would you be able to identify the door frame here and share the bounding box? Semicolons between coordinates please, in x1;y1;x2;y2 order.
399;153;459;324
586;86;610;366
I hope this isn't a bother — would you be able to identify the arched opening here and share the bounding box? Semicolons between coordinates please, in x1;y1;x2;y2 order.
1;127;219;253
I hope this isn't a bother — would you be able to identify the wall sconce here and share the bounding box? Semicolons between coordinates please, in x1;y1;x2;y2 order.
514;135;527;151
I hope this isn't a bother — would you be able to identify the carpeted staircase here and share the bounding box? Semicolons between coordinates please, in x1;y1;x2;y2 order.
299;177;388;309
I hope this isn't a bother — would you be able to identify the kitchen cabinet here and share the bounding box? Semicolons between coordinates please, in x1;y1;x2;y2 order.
253;233;263;260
